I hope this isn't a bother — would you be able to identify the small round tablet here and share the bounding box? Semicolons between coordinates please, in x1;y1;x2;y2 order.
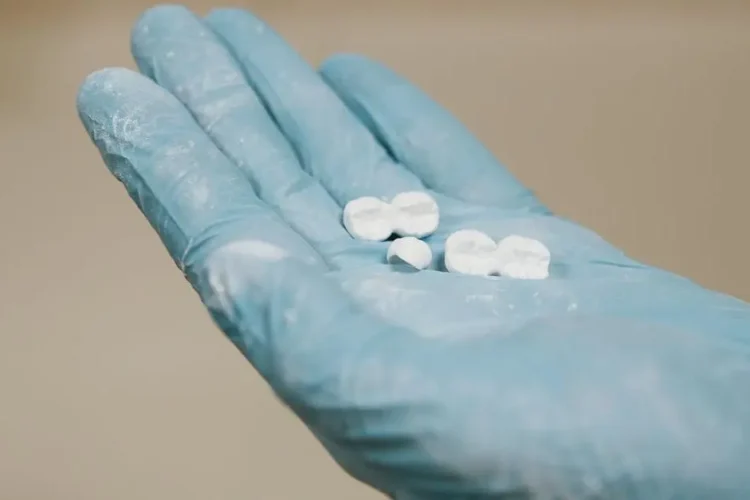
495;235;551;279
444;229;497;276
387;237;432;270
391;191;440;238
342;197;394;241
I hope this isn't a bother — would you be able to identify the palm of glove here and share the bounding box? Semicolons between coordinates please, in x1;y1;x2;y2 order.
78;5;750;499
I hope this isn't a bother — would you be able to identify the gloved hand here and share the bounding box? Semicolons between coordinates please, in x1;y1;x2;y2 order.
77;5;750;499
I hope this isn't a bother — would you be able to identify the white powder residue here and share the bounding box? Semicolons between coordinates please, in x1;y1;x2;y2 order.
202;240;290;319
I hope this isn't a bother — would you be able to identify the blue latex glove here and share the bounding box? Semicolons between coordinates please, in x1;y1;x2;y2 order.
77;5;750;499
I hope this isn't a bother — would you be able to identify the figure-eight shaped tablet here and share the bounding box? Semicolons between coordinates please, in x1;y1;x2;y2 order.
343;192;439;241
445;230;551;279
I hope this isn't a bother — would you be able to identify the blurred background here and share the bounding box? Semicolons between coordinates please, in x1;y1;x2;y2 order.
1;1;749;499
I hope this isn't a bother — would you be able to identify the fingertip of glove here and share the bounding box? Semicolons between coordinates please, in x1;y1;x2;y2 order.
204;7;244;22
204;7;266;34
319;53;394;91
132;3;195;38
76;67;136;114
320;53;372;73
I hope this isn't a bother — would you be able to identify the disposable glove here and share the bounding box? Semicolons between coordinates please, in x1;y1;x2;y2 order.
77;5;750;499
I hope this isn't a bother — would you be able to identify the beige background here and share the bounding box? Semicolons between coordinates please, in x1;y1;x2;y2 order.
1;1;749;499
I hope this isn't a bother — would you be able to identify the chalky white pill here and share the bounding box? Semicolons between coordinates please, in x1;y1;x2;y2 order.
391;191;440;238
495;235;551;280
444;230;551;279
444;229;498;276
342;196;394;241
387;237;432;270
343;191;439;241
